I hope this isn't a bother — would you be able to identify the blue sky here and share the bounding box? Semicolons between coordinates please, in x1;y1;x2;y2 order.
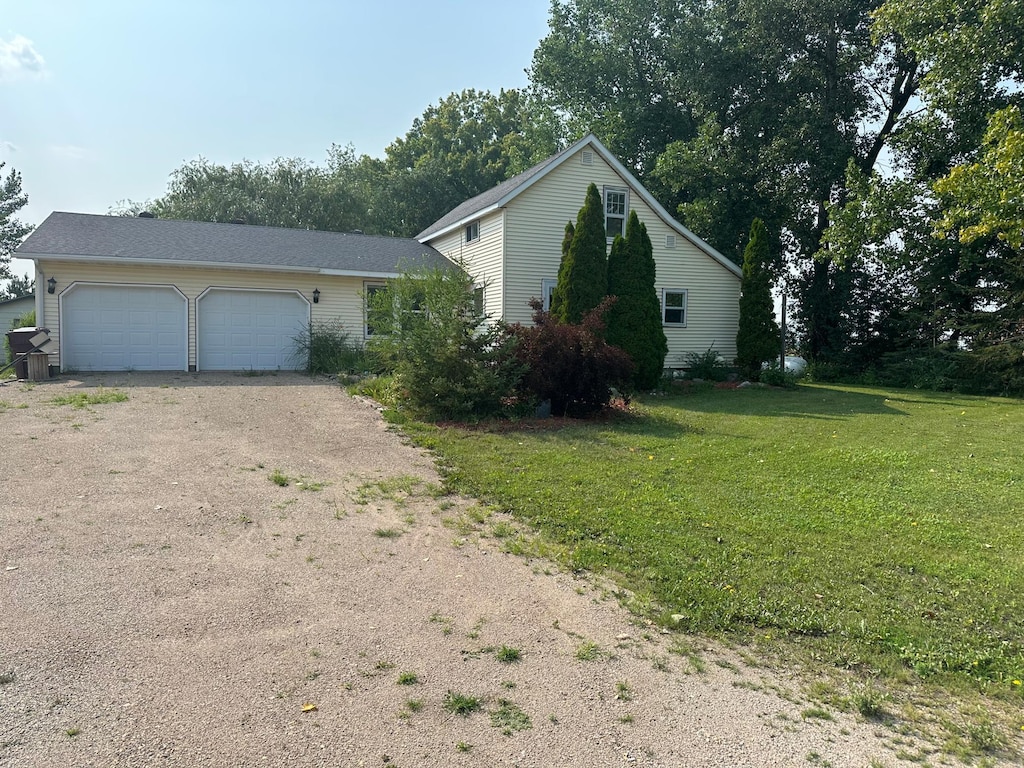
2;0;553;278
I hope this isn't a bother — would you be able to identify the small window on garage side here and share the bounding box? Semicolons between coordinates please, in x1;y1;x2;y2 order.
364;282;387;337
465;220;480;243
663;289;687;326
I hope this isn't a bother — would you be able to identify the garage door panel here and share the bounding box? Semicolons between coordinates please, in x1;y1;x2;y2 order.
198;289;308;371
62;285;187;371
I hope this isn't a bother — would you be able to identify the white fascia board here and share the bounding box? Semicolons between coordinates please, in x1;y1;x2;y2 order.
317;268;400;279
26;252;322;274
416;202;505;244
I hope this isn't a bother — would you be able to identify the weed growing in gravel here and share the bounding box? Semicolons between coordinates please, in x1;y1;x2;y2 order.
490;699;531;734
352;475;445;506
405;698;424;713
801;706;834;721
269;469;289;487
575;641;603;661
615;680;633;701
65;728;80;738
495;645;522;664
374;528;403;539
430;612;454;635
443;691;481;716
850;683;889;720
49;389;128;408
397;671;419;685
456;741;473;752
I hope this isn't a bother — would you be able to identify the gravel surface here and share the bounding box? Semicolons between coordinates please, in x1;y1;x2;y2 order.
0;372;953;767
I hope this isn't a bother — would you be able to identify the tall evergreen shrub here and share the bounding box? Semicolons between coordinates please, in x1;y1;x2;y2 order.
735;218;780;379
550;183;608;324
606;212;668;389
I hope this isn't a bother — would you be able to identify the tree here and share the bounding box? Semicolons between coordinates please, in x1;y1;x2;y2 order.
550;183;608;324
606;211;668;388
933;106;1024;344
736;219;780;379
365;264;523;421
375;89;564;236
0;162;31;283
1;273;34;301
531;0;922;361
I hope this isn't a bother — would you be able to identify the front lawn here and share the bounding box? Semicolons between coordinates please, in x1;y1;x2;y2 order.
404;383;1024;695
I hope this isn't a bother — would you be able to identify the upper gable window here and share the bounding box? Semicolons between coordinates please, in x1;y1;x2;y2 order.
604;187;628;239
465;220;481;243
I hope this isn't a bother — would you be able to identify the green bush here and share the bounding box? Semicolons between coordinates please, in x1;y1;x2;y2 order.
366;265;525;421
682;347;730;381
293;320;367;375
759;366;800;388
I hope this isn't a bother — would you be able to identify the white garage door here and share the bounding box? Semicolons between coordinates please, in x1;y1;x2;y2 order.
197;289;309;371
61;284;187;371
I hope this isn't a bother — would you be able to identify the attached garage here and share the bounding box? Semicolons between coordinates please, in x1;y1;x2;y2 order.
60;284;187;371
197;288;309;371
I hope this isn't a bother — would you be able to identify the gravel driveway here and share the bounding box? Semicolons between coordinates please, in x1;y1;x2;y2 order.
1;372;932;767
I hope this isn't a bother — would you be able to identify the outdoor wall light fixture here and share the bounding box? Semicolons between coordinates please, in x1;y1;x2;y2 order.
313;288;320;304
47;277;56;294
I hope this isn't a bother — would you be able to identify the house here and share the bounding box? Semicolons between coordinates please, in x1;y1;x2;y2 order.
418;133;742;366
0;293;34;332
14;215;450;371
15;134;741;373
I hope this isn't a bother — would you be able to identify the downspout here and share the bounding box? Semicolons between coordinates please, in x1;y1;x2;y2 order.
34;261;44;326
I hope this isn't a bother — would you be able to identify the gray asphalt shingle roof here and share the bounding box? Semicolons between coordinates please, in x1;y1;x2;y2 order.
17;212;453;275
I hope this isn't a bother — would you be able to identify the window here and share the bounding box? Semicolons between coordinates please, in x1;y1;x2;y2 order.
541;278;558;311
604;187;627;239
465;220;480;243
364;282;387;337
473;285;485;317
662;289;687;326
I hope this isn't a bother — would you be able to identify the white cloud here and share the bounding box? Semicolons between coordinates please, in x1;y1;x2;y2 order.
0;35;46;81
0;140;17;154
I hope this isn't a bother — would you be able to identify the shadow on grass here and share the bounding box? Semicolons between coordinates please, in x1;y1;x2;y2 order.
647;382;910;420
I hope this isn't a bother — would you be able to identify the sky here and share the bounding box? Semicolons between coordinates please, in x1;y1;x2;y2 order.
1;0;554;279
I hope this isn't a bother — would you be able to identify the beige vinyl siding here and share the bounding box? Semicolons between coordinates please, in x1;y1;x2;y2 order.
504;150;741;364
425;210;505;319
36;260;367;369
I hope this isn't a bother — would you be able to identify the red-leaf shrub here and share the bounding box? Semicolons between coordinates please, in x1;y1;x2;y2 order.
511;297;634;418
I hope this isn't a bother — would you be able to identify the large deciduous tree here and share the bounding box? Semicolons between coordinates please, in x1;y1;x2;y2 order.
531;0;921;361
735;219;780;379
0;162;31;283
606;211;667;389
551;183;608;324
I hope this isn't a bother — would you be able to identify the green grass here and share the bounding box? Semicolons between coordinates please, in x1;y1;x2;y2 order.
442;690;481;717
400;383;1024;691
49;388;128;408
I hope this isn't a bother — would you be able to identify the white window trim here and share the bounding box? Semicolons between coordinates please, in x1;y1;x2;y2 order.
603;186;628;241
465;220;481;243
662;288;688;327
541;278;558;312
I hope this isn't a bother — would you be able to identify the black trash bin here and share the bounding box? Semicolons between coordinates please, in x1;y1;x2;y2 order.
6;327;49;380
